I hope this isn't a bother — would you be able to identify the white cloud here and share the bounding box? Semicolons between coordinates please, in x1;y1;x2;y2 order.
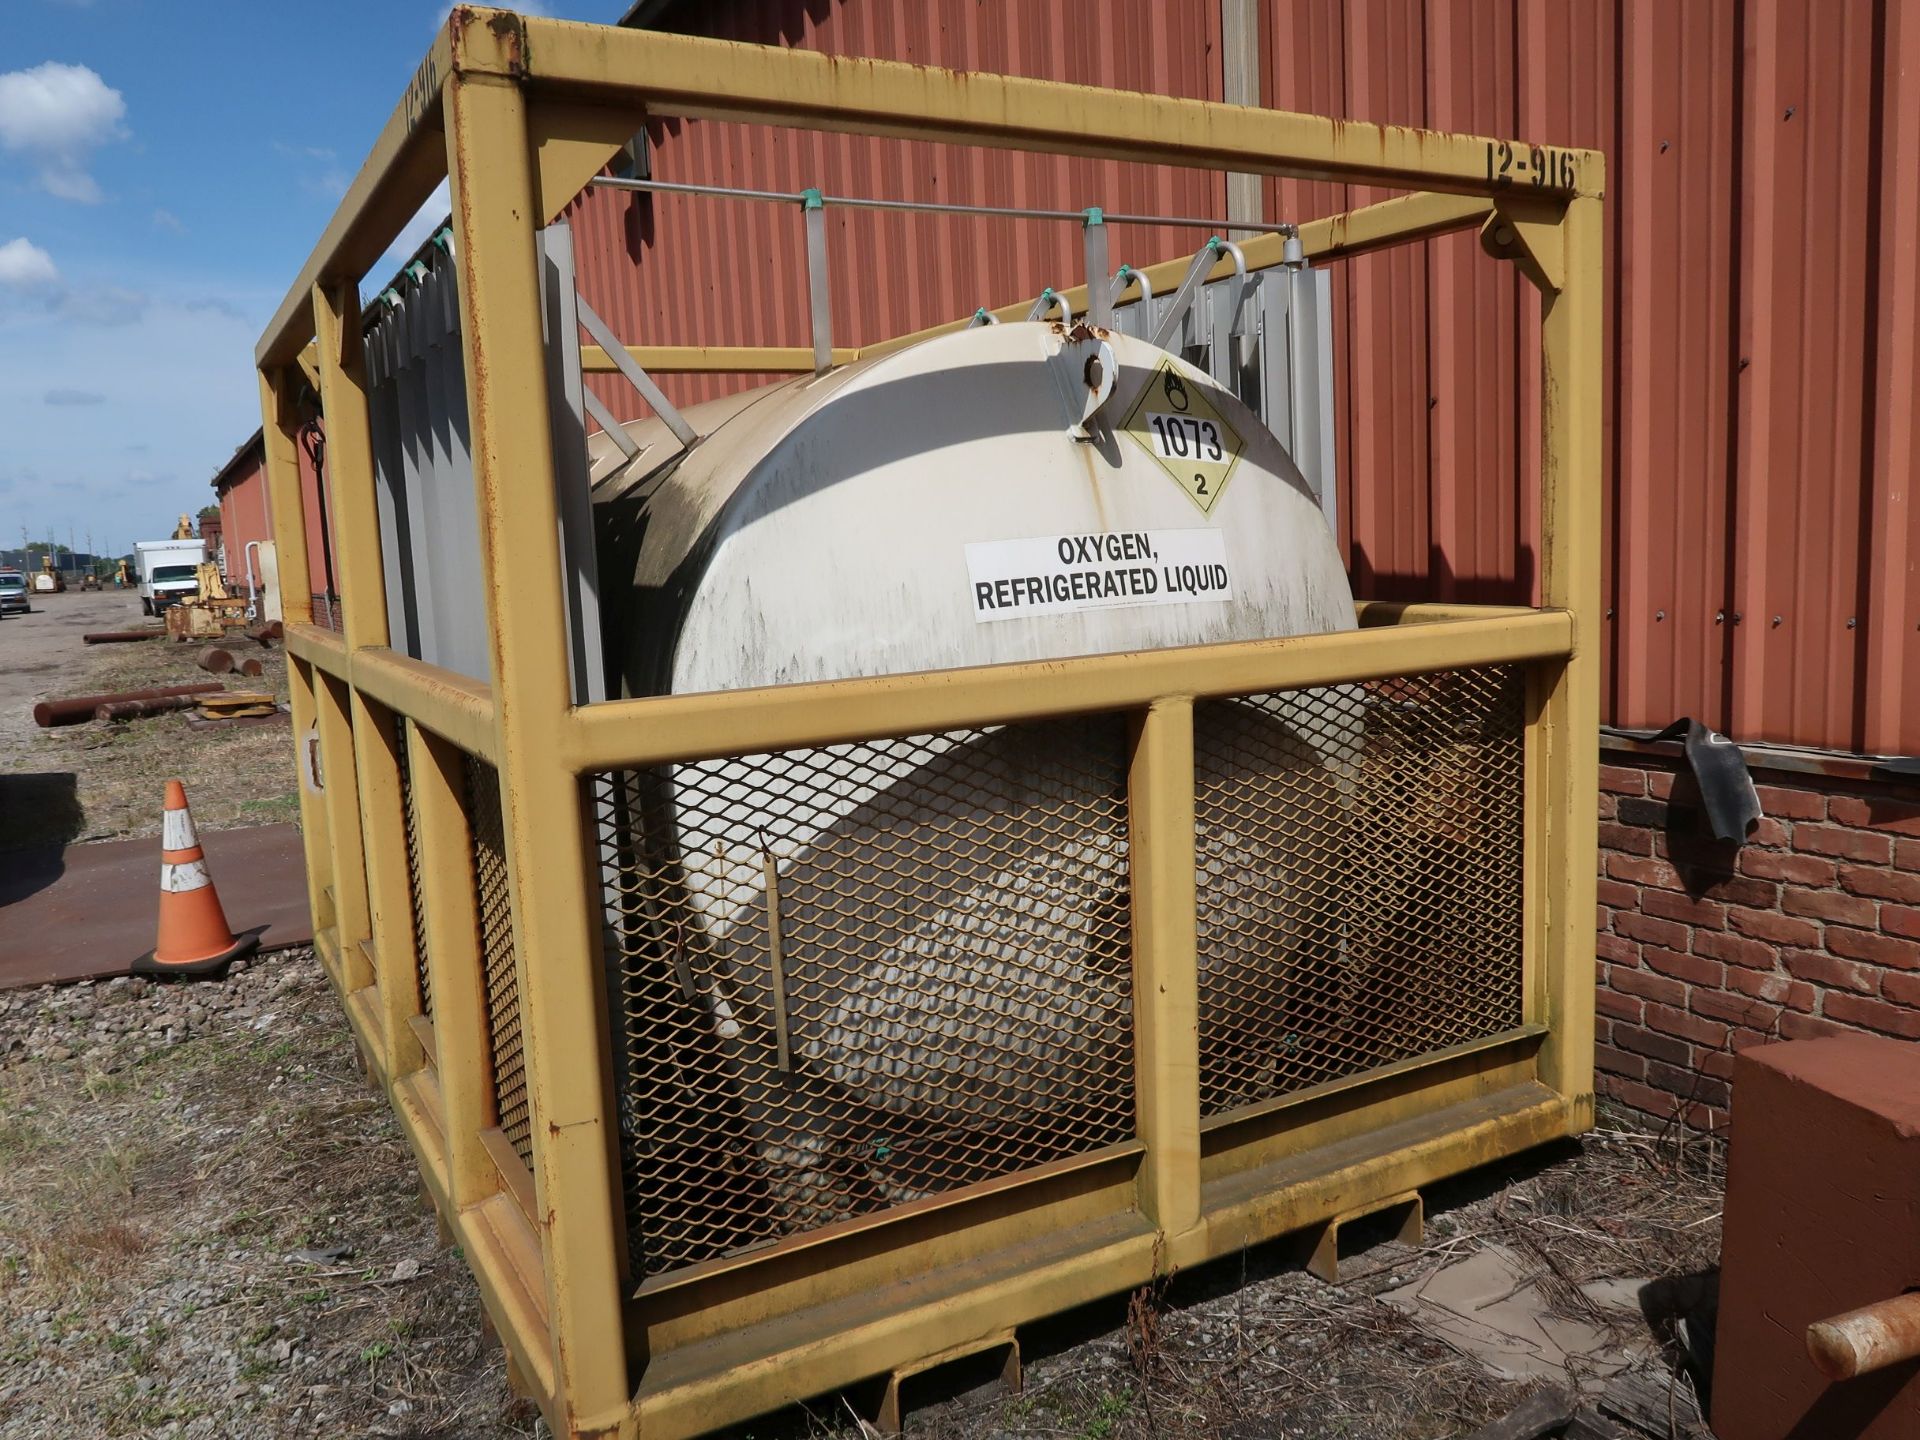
0;238;149;327
0;62;126;203
152;208;184;233
184;295;247;323
54;283;148;326
0;236;60;289
274;140;350;201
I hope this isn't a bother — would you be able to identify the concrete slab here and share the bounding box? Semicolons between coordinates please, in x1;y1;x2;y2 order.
0;823;310;989
1381;1243;1652;1386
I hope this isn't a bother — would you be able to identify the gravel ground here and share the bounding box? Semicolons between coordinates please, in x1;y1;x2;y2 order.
0;950;539;1440
0;946;1721;1440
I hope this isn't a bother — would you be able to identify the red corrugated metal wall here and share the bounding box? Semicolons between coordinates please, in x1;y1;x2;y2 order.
563;0;1227;414
214;444;274;577
561;0;1918;754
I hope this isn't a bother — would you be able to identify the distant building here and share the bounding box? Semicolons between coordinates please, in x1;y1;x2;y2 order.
211;428;270;589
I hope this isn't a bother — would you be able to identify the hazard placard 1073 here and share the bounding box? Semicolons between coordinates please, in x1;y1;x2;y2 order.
1120;358;1244;517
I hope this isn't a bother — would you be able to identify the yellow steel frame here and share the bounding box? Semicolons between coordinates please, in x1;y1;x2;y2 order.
256;10;1601;1438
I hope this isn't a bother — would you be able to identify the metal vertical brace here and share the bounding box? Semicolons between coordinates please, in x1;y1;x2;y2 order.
313;670;374;998
1531;193;1603;1123
315;279;421;1081
1283;243;1340;539
1083;208;1111;329
369;297;424;656
1128;698;1203;1266
311;282;392;654
259;368;333;937
259;368;315;628
365;704;426;1079
445;70;630;1432
537;221;608;707
308;287;378;1002
410;723;497;1211
803;188;834;375
283;654;335;935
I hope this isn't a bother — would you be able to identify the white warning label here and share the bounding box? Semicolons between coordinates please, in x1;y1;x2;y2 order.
966;529;1233;623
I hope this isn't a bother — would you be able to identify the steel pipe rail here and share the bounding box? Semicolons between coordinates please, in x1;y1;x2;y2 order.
590;173;1304;235
579;192;1499;377
285;625;497;763
562;609;1574;774
1807;1292;1920;1381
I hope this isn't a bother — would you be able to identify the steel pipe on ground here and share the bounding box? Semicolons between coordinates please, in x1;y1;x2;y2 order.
33;683;222;728
198;647;235;674
95;696;200;722
1807;1292;1920;1381
82;629;165;645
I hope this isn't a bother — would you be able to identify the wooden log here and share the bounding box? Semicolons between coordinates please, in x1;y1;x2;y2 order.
1458;1388;1576;1440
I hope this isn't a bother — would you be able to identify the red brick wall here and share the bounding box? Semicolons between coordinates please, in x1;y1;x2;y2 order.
1596;754;1920;1132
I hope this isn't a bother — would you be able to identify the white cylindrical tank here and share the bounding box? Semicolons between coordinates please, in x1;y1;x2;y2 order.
592;322;1353;694
593;322;1359;1244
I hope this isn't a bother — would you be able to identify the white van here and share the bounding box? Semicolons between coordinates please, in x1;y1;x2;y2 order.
134;539;206;615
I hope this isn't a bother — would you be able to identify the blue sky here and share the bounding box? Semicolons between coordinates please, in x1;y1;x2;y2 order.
0;0;619;559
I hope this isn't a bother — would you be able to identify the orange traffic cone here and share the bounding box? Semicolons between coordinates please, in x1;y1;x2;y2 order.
132;780;259;977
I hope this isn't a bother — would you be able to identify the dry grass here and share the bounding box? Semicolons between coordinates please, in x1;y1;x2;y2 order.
0;631;297;852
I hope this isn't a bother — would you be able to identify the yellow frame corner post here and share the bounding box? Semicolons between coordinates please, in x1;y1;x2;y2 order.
1128;698;1205;1269
259;367;334;942
1527;191;1604;1125
444;61;630;1434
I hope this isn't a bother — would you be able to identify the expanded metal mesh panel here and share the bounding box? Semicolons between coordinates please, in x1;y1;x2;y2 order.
396;730;432;1021
1195;666;1527;1116
595;718;1137;1279
468;757;531;1167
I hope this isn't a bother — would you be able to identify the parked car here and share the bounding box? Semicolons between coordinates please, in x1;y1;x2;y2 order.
0;569;29;615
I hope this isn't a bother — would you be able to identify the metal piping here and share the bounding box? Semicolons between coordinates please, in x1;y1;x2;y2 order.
589;175;1301;236
1110;264;1154;308
1807;1293;1920;1381
1082;208;1111;329
34;683;224;728
243;539;264;622
1026;288;1072;325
